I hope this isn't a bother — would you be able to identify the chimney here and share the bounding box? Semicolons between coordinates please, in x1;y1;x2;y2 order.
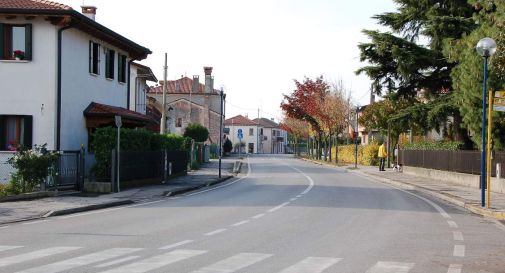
192;75;199;93
81;6;97;21
204;66;213;93
175;79;181;92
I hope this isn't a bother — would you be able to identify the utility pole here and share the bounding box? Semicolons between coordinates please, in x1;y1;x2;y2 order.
219;88;224;178
257;108;260;154
355;105;358;168
160;53;168;134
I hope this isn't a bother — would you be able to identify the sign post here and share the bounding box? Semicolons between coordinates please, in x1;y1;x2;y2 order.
115;115;122;192
237;129;243;158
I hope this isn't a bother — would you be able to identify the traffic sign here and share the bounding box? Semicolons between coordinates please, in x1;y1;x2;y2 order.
493;91;505;112
238;132;243;139
238;128;243;134
115;115;122;128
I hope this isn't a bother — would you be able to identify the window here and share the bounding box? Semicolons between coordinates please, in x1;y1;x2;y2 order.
0;24;32;60
260;128;263;136
118;53;127;83
105;48;115;79
0;115;32;151
135;79;146;114
249;128;254;136
176;118;182;128
89;41;100;74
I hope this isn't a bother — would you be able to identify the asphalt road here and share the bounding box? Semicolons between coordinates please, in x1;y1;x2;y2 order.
0;154;504;273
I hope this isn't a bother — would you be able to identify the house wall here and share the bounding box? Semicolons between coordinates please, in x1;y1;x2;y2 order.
261;127;273;153
226;124;260;153
60;28;130;151
0;18;58;149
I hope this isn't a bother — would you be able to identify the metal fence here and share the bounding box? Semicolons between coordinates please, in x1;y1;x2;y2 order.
111;150;188;189
398;149;505;177
0;151;15;184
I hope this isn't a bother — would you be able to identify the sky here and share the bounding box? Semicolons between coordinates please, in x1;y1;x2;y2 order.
60;0;397;122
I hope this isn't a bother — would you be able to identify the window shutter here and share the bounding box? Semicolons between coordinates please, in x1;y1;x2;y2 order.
105;49;110;78
0;24;4;59
0;116;5;150
24;24;32;60
23;116;33;149
89;41;92;73
110;50;115;79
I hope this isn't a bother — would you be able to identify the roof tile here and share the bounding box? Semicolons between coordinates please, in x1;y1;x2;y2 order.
224;115;258;126
0;0;72;10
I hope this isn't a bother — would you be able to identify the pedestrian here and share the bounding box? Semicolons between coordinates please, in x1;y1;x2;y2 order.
378;141;387;171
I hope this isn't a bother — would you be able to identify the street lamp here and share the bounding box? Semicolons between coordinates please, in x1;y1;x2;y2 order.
476;37;497;207
219;88;224;178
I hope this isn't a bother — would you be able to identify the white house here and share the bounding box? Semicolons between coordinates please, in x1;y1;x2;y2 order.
0;1;152;152
253;118;287;154
224;115;262;154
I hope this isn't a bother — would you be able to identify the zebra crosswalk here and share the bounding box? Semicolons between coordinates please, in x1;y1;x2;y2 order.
0;245;462;273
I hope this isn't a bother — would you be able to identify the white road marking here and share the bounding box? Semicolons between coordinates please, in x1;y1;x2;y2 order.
190;252;272;273
0;246;22;252
22;220;49;225
16;248;142;273
453;231;464;241
448;221;458;228
231;220;249;227
95;256;140;268
98;249;206;273
0;247;81;267
285;165;315;196
296;195;302;198
57;158;253;220
289;198;297;201
159;240;194;250
251;213;265;219
205;229;227;236
453;245;465;257
185;157;252;197
0;226;9;229
278;257;342;273
268;202;290;213
365;261;414;273
447;264;462;273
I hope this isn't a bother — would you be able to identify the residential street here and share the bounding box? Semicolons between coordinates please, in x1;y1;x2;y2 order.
0;155;504;273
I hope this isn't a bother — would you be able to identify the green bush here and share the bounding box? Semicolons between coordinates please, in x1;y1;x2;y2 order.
223;139;233;153
91;128;191;180
404;141;462;151
7;144;58;193
183;123;209;142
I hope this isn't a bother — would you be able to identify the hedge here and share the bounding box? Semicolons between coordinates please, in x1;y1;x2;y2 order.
403;141;462;151
91;127;191;180
330;143;380;166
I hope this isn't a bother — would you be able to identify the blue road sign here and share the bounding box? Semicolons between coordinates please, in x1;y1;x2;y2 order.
238;128;243;134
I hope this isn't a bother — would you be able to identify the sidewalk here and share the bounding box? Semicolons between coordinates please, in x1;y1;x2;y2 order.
0;157;242;225
303;158;505;220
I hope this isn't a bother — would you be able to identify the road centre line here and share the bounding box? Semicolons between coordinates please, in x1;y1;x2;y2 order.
453;231;464;241
159;240;194;250
205;229;227;236
231;220;249;227
290;198;297;201
268;202;290;213
95;256;140;268
448;221;458;228
447;264;462;273
251;213;265;219
453;245;465;257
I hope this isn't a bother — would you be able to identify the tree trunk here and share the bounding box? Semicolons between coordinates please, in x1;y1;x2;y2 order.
453;111;473;149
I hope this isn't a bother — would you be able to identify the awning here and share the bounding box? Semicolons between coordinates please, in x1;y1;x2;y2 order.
83;102;152;128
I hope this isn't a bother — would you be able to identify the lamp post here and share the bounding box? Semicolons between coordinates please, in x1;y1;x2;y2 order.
219;88;224;178
476;37;497;207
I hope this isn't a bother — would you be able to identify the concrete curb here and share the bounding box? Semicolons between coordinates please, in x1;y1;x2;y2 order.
45;200;135;217
0;191;57;202
300;157;505;220
164;175;233;196
0;200;134;225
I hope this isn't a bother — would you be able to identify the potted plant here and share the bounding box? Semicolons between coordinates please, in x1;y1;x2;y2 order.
13;50;25;60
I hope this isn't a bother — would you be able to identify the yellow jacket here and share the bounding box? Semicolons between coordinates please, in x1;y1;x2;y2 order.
378;144;387;158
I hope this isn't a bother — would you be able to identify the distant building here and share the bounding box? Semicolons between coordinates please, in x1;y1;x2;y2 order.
148;67;223;143
252;118;287;154
224;115;261;154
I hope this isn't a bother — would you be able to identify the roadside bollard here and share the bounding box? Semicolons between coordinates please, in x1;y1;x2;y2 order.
497;163;501;180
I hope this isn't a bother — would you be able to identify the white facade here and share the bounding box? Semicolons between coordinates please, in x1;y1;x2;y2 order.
0;11;150;153
225;124;262;154
60;29;130;151
0;18;58;149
